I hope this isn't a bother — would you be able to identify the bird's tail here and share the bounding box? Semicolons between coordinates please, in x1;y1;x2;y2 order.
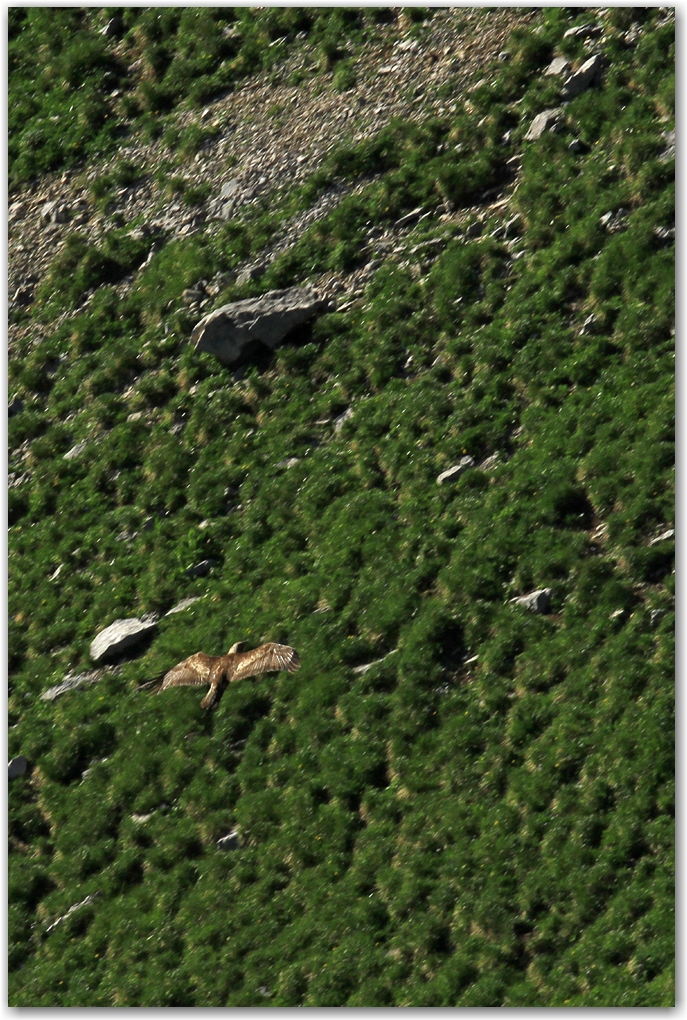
137;673;165;693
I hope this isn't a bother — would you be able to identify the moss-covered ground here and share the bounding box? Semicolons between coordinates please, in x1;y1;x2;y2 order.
9;7;673;1006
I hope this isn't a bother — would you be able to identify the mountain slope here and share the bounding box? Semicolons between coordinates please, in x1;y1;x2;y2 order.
9;7;674;1007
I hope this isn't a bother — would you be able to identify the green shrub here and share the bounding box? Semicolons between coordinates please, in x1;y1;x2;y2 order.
332;59;356;93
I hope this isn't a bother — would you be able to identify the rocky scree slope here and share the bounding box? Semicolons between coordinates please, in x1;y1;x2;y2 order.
9;7;534;353
8;7;674;1009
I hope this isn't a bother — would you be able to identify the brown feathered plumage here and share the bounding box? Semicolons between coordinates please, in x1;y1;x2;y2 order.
157;642;300;710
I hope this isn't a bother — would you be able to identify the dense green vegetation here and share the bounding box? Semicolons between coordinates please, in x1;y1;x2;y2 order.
9;7;674;1007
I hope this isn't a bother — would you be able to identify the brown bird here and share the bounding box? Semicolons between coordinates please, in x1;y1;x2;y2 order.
156;642;300;711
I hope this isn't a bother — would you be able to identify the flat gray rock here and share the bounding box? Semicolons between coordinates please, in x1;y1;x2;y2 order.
209;179;252;220
511;588;552;614
561;54;605;100
659;129;675;163
217;829;241;851
90;617;158;663
545;56;571;76
525;108;564;142
478;453;501;472
649;528;674;546
437;457;475;484
192;286;330;367
63;441;88;461
8;755;28;780
45;893;101;936
563;24;601;41
165;597;203;616
41;672;101;702
352;649;398;675
220;180;241;201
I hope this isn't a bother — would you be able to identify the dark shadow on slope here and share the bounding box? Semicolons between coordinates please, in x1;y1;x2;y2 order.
435;618;468;671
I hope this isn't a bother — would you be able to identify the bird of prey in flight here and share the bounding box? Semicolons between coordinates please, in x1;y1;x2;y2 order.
155;642;300;710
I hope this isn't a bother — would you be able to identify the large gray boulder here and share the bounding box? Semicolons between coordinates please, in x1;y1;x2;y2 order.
192;286;330;367
90;617;158;663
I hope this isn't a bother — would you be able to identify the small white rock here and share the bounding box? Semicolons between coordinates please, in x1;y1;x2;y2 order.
63;441;88;461
649;529;674;546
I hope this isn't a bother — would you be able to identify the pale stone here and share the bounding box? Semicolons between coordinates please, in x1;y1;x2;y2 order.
437;457;475;484
511;589;552;614
192;286;330;367
90;617;158;663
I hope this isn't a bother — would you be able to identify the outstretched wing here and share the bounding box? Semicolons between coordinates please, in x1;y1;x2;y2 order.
229;643;301;683
159;652;219;691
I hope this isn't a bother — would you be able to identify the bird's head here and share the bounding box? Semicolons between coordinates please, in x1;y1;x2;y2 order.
228;641;245;654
